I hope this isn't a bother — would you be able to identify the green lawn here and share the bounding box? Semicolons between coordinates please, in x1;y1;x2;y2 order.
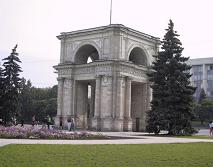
178;135;213;140
0;143;213;167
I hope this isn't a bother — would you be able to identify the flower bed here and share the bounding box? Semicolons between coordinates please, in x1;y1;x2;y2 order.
0;126;106;140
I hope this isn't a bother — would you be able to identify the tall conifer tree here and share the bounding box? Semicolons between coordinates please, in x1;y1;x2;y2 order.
2;45;22;124
146;20;196;135
0;65;4;120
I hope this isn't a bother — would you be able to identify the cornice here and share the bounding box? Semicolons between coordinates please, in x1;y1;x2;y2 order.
56;24;160;44
54;60;148;72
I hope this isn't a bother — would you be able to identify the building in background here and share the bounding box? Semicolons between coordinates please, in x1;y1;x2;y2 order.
188;57;213;100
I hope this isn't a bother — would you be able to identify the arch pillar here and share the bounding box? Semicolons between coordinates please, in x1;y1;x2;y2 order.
100;75;113;131
62;78;74;127
123;77;133;131
91;75;102;130
114;76;126;131
55;77;64;126
92;75;114;131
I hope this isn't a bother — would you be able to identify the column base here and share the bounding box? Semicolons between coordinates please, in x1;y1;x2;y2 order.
113;119;124;131
100;118;113;131
91;117;101;131
54;115;61;126
123;118;132;131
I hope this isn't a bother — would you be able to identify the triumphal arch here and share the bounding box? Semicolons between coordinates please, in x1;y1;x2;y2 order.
54;24;159;131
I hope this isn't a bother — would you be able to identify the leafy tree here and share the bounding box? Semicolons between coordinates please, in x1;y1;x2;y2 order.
18;83;57;124
18;78;57;123
198;88;206;103
194;99;213;125
1;45;22;124
146;20;196;135
19;78;33;122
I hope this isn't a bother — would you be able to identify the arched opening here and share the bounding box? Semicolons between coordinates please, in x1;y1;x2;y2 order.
75;80;95;130
129;47;147;66
75;44;99;64
131;82;147;132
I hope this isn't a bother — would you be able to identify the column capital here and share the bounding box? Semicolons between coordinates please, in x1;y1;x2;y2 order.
95;75;102;79
125;76;133;81
57;77;64;81
118;75;125;79
96;74;112;78
64;77;74;80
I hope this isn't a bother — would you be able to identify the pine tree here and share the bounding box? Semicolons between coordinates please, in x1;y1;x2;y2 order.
2;44;22;124
0;65;4;120
146;20;196;135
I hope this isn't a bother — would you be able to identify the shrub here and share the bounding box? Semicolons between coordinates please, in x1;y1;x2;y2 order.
0;126;106;140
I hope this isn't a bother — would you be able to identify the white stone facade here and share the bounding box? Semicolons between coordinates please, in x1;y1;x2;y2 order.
188;57;213;100
54;24;160;131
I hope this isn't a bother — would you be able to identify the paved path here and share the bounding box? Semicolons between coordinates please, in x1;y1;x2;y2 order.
196;129;210;136
0;132;213;147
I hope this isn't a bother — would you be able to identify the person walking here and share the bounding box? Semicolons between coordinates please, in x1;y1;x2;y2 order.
32;115;36;127
21;119;24;127
209;121;213;136
47;115;51;129
67;118;71;131
71;117;75;131
59;117;63;130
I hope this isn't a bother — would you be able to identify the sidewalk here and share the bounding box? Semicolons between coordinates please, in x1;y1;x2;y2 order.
1;132;213;147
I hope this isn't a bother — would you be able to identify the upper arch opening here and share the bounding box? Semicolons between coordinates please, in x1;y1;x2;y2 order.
75;44;99;64
129;47;147;66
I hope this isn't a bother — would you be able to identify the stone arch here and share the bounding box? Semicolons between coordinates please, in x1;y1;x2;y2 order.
128;44;149;66
73;41;101;64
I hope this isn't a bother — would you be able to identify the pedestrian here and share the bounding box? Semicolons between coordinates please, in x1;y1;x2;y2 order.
67;118;71;131
59;117;63;130
47;115;51;129
209;121;213;136
32;115;36;127
41;118;46;129
21;119;24;127
13;117;17;126
71;117;75;131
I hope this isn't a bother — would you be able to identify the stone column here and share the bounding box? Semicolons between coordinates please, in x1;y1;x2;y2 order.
87;84;95;129
55;77;64;126
90;85;95;117
123;77;132;131
203;64;207;93
100;75;113;131
92;75;101;130
147;82;152;110
60;39;65;63
94;76;101;117
114;76;125;131
71;79;76;117
62;78;73;127
116;76;125;118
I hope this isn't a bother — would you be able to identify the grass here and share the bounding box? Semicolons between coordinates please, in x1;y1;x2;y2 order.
177;135;213;140
0;143;213;167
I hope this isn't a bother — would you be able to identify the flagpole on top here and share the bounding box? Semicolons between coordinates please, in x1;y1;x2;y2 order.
110;0;112;25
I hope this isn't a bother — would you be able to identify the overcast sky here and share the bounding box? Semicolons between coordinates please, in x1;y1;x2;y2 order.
0;0;213;87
